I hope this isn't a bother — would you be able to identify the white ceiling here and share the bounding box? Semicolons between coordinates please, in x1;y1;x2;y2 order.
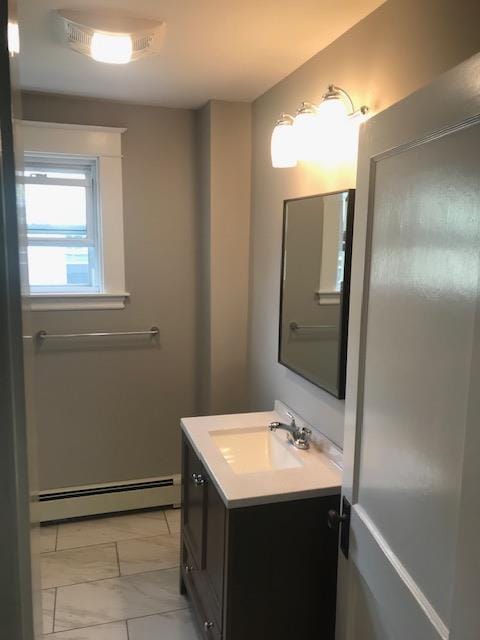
18;0;386;109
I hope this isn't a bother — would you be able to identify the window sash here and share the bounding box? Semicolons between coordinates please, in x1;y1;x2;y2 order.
27;246;100;294
20;175;90;187
24;154;101;293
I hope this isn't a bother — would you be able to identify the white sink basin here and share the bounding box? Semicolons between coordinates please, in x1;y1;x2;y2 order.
210;426;303;475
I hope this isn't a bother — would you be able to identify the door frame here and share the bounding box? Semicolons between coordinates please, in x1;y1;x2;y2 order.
0;3;35;639
339;52;480;639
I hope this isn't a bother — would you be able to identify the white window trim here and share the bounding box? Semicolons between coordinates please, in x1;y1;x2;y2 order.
27;292;128;311
19;120;130;311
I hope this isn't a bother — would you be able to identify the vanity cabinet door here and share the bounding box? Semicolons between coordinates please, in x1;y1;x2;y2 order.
204;477;226;614
182;436;206;568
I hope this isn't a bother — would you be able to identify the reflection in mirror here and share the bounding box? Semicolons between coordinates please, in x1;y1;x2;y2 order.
278;190;354;398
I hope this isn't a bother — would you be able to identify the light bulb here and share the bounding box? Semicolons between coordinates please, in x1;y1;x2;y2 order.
317;97;349;128
271;116;297;168
316;96;355;166
90;32;132;64
8;21;20;55
293;104;320;162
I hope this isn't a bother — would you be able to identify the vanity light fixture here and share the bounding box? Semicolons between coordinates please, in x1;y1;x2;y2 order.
56;11;166;64
271;84;369;167
321;85;368;119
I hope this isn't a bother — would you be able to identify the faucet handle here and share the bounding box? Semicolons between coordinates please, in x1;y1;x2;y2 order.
295;426;312;450
286;411;296;426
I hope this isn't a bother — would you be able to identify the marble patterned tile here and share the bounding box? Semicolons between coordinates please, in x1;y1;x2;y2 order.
117;534;180;575
40;525;58;553
165;509;181;534
44;621;128;640
142;508;171;520
42;588;55;634
54;568;187;631
128;609;199;640
41;543;119;589
56;512;169;550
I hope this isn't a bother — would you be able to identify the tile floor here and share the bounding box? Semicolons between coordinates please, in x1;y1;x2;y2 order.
40;508;199;640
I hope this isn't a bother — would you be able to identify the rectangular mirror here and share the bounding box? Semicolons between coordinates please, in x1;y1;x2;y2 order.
278;189;355;398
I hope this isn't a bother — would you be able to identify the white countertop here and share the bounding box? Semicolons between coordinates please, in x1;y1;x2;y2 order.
181;405;342;508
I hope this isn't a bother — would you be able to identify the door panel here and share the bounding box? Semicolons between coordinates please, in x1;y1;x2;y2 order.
341;53;480;640
359;125;480;622
204;478;226;610
350;564;396;640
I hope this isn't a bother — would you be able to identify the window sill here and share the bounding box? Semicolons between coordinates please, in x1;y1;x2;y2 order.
26;292;130;311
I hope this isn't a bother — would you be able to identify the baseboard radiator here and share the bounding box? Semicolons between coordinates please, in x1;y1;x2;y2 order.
35;474;182;523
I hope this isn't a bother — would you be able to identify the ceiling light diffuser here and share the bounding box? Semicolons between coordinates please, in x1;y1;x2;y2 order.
56;11;165;64
90;32;133;64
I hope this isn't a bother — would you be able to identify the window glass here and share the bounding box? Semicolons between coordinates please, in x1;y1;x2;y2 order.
25;184;87;239
27;246;94;288
24;155;100;293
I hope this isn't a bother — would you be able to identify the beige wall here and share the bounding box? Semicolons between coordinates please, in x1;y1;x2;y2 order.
22;92;199;490
248;0;480;447
198;100;252;415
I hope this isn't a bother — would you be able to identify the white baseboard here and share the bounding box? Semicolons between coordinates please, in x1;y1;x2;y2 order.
33;474;182;523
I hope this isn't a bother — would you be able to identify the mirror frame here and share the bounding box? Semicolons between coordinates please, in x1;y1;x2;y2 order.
278;189;355;399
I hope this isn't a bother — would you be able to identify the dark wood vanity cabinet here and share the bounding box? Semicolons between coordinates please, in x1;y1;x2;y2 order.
180;434;340;640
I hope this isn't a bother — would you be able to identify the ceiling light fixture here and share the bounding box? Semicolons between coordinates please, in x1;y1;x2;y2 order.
271;84;369;168
56;11;166;64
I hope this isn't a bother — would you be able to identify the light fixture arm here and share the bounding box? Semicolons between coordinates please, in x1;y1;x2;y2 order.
275;113;295;126
324;84;368;117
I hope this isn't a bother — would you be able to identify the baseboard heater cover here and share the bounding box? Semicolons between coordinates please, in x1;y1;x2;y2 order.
35;475;181;523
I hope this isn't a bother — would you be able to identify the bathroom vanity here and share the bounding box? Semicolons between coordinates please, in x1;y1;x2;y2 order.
180;405;342;640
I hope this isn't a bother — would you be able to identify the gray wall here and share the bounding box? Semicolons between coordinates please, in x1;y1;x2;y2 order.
248;0;480;448
22;92;199;490
195;103;212;416
197;100;252;415
23;0;480;488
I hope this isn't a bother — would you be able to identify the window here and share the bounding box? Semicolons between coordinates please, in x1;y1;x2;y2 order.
23;156;100;294
20;121;128;310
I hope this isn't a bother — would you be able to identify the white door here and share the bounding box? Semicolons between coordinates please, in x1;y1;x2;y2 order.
339;53;480;640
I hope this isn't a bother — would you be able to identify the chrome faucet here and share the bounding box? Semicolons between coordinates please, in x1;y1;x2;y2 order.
268;412;312;450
